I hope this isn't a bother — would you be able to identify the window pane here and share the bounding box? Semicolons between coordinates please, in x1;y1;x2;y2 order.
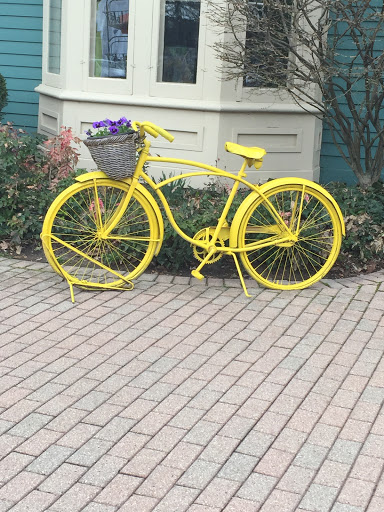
90;0;129;78
244;0;292;88
48;0;62;74
158;0;201;84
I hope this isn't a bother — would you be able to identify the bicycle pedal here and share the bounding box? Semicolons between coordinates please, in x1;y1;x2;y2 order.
191;270;204;280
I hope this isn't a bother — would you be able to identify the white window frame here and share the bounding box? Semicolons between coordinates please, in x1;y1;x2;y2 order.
82;0;135;95
42;0;63;88
149;0;207;100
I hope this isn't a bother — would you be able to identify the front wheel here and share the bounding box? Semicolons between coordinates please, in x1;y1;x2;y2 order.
41;178;160;289
238;182;343;289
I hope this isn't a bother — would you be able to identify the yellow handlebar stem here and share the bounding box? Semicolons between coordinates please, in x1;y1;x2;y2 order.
132;121;174;142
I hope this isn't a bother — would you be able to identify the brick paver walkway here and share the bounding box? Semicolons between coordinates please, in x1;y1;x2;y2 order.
1;256;384;511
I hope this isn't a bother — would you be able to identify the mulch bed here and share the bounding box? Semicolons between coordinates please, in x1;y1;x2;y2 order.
3;243;382;282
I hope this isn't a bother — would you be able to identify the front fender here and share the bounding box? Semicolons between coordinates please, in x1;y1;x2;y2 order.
75;171;164;256
229;177;345;247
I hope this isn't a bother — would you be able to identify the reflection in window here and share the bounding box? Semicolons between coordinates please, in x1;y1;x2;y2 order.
90;0;129;78
48;0;62;74
158;0;201;84
244;0;292;88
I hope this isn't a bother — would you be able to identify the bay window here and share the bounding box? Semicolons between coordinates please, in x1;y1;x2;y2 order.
157;0;201;84
90;0;130;78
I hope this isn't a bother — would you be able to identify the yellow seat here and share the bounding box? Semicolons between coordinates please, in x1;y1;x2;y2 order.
225;142;267;160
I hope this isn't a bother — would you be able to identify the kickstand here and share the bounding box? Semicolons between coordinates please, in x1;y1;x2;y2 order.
67;280;75;303
229;252;253;298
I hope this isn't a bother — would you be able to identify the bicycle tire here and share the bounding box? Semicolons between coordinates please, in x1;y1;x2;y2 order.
237;181;343;289
41;178;159;289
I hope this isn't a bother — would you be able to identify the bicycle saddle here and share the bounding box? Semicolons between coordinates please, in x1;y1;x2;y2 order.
225;142;267;160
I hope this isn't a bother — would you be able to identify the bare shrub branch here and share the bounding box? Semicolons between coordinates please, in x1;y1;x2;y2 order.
208;0;384;188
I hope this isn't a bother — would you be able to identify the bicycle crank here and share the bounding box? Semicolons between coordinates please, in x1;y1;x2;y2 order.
192;228;225;263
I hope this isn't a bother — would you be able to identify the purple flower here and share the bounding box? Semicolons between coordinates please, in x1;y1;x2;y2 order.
117;117;128;126
92;121;106;129
108;126;119;134
126;120;132;128
85;129;92;136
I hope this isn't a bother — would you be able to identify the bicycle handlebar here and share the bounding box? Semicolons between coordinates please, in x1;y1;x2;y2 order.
132;121;175;143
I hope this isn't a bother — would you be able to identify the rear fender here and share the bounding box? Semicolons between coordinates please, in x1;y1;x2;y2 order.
229;177;345;247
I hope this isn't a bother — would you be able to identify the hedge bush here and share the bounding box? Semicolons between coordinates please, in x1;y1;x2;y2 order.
0;123;81;253
326;181;384;275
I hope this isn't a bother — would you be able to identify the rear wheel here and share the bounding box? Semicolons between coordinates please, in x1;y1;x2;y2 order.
42;179;159;289
238;182;343;289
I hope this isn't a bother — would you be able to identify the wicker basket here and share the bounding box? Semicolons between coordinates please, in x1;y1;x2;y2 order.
83;131;139;180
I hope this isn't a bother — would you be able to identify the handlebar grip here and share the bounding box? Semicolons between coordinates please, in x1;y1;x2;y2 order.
156;127;175;142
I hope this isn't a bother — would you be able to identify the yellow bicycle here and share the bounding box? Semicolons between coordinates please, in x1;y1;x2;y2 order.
41;121;345;302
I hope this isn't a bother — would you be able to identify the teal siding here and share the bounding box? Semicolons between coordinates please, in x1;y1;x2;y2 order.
0;0;43;132
320;2;384;185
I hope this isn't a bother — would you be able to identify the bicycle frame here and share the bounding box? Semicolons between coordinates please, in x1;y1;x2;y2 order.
102;138;293;255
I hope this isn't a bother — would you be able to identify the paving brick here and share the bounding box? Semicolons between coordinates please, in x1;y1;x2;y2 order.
17;428;63;457
136;465;184;499
119;494;158;512
153;485;200;512
0;471;45;502
67;438;113;467
361;434;384;458
350;455;384;482
108;432;151;459
293;443;328;470
80;455;126;487
0;452;34;484
260;489;302;512
26;445;74;476
46;483;101;511
6;490;57;512
45;408;88;433
337;477;375;508
81;504;116;512
299;484;339;512
38;463;87;495
367;496;384;512
196;477;241;509
223;496;263;512
56;423;101;449
273;428;308;454
121;448;165;477
278;464;316;494
255;448;295;478
328;439;362;465
178;459;221;489
236;472;277;502
162;442;202;470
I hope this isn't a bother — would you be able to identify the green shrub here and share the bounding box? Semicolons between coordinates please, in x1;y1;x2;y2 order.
326;181;384;274
0;123;81;253
0;74;7;121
